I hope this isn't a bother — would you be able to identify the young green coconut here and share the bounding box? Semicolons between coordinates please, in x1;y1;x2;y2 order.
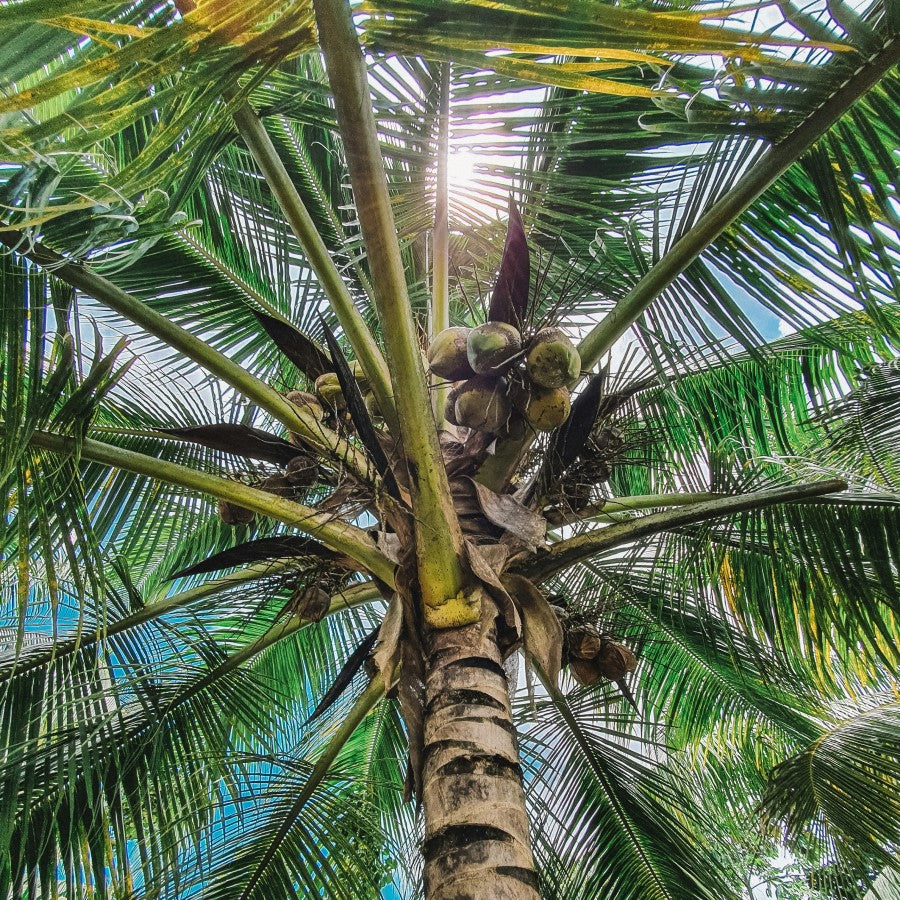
526;327;581;389
524;385;571;432
467;322;521;376
428;326;475;380
454;376;511;433
314;372;346;408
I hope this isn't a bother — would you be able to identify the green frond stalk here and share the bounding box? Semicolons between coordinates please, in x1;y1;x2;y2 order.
431;63;451;423
546;492;723;526
0;232;374;480
312;0;468;622
577;35;900;369
230;104;398;428
238;675;387;900
0;575;380;683
527;479;847;580
28;429;396;585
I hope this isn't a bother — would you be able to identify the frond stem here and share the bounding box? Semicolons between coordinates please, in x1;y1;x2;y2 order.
230;104;398;429
238;675;386;900
525;479;847;581
312;0;467;618
577;36;900;369
29;429;396;585
0;231;372;479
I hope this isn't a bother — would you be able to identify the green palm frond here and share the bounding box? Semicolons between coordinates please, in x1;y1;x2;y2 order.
760;698;900;888
521;683;739;900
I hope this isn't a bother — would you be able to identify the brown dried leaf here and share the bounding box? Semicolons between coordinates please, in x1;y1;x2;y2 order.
167;535;338;581
465;542;521;655
373;593;403;692
375;531;403;565
163;424;298;466
502;573;563;687
253;309;331;380
471;480;546;552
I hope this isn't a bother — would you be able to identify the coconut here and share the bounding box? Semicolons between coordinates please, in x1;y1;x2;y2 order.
428;326;474;380
349;360;370;392
525;385;571;432
286;390;324;421
218;498;254;526
259;474;294;499
443;382;466;426
596;640;637;681
285;455;319;487
291;584;332;622
525;327;580;389
569;656;603;686
466;322;521;376
454;376;511;433
314;372;346;408
568;629;602;661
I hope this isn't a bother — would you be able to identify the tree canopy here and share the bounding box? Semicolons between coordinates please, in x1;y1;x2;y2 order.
0;0;898;897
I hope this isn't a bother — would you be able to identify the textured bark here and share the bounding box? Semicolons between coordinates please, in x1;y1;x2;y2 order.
422;619;539;900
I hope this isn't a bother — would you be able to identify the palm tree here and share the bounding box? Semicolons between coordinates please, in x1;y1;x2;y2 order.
1;0;898;897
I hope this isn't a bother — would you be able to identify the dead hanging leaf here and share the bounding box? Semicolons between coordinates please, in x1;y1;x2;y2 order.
464;542;521;655
162;423;298;466
166;534;339;581
252;309;332;380
488;197;530;329
373;593;404;692
398;641;426;805
305;626;380;724
543;369;607;482
471;480;547;552
318;315;399;498
375;531;403;565
596;640;637;681
502;573;563;687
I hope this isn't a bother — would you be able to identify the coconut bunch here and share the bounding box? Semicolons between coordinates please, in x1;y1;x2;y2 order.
287;360;377;434
429;323;581;435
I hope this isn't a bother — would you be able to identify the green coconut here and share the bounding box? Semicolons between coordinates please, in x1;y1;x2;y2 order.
525;385;571;432
443;382;465;426
525;327;580;389
466;322;521;376
428;326;474;380
314;372;346;408
347;360;370;392
454;376;510;433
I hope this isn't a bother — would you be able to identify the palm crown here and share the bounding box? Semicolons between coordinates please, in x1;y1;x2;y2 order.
0;0;898;897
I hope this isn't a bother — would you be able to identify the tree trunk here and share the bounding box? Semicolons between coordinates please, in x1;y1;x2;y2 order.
422;617;539;900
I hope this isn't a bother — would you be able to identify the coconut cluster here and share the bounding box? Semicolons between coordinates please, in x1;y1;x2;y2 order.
428;323;581;434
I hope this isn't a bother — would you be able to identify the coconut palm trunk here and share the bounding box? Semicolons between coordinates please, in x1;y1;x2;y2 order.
422;620;539;900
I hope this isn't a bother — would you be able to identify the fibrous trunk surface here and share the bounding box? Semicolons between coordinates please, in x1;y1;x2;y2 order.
422;618;539;900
